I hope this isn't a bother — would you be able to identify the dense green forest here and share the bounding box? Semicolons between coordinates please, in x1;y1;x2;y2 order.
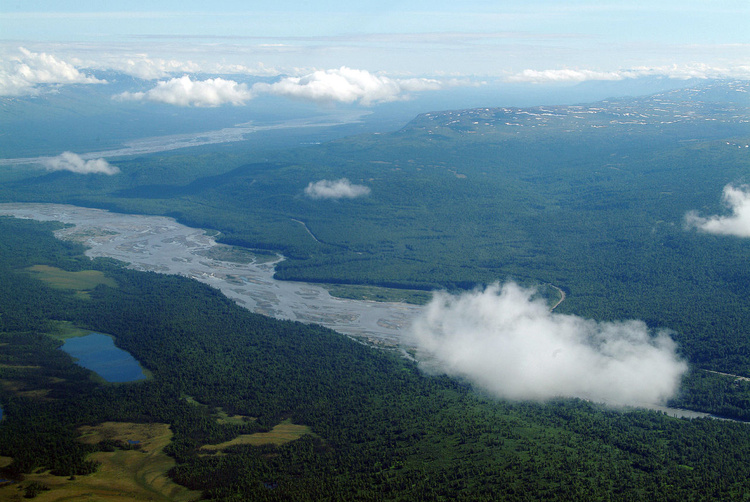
2;216;750;500
2;81;750;499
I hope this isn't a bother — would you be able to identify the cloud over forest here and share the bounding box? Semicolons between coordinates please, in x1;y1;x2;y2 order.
0;48;104;96
42;152;120;175
410;282;686;406
304;179;371;199
685;184;750;237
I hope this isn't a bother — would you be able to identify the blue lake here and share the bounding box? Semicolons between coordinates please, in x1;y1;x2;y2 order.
60;333;146;383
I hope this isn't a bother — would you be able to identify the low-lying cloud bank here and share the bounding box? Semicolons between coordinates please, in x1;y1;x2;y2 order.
410;282;686;406
506;64;750;84
102;56;201;80
0;47;104;96
42;152;120;175
77;53;280;80
114;62;750;107
3;45;748;98
116;75;254;107
304;179;370;199
685;184;750;237
115;68;466;107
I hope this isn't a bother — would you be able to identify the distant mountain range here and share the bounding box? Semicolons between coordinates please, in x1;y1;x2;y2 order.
403;80;750;140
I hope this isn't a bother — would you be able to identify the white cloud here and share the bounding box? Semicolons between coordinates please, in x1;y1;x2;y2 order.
0;47;104;96
506;64;750;84
106;56;201;80
506;69;627;84
410;282;686;406
212;62;281;77
42;152;120;175
393;77;445;92
647;63;750;80
72;51;282;80
685;184;750;237
253;67;456;106
116;75;253;106
304;179;371;199
111;67;472;107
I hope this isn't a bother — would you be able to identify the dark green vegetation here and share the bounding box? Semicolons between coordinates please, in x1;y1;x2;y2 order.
2;80;750;499
3;216;750;500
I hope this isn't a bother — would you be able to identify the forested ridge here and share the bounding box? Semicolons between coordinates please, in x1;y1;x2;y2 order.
2;212;750;500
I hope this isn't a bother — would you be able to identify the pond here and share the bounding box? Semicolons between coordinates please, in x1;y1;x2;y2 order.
60;333;147;383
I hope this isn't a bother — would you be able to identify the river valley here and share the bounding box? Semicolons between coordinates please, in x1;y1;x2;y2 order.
0;202;726;421
0;203;421;347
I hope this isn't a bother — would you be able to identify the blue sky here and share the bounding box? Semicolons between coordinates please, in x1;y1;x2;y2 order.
0;1;748;103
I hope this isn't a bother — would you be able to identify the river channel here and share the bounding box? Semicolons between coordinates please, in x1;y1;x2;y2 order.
0;203;421;347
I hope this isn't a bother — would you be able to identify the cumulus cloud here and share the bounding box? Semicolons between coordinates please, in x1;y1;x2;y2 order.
506;64;750;84
116;75;253;106
685;184;750;237
410;282;686;406
42;152;120;175
113;67;469;107
304;178;371;199
0;47;104;96
253;67;455;106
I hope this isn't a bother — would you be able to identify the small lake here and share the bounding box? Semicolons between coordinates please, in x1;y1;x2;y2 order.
60;333;147;383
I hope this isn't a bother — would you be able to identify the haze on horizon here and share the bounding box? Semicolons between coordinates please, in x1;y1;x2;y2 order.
0;1;748;104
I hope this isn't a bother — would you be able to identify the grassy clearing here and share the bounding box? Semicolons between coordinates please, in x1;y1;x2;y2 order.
24;265;117;300
0;377;53;401
46;320;92;341
0;364;41;370
182;400;256;425
0;380;48;398
0;422;201;502
214;409;255;426
201;419;312;451
18;388;51;399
